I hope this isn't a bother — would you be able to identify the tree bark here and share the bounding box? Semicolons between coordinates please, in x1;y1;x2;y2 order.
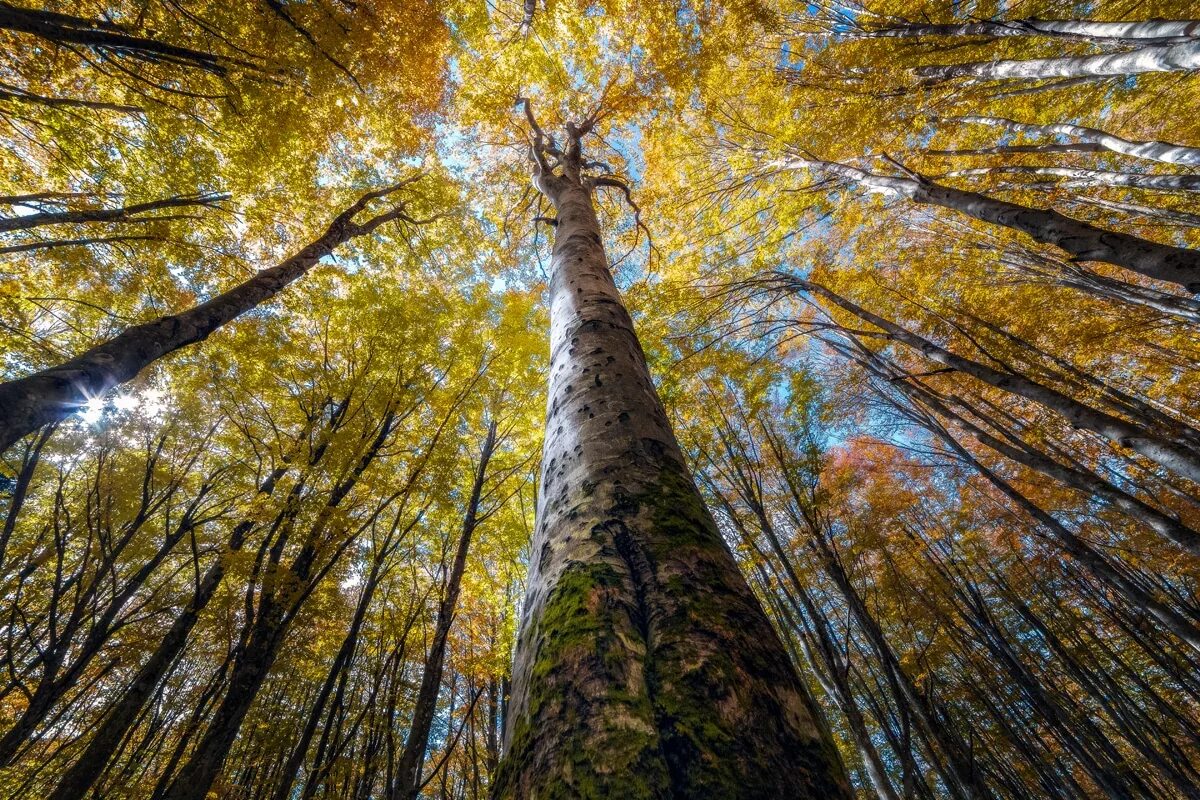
783;156;1200;290
157;410;396;800
0;193;226;233
916;41;1200;82
863;373;1200;655
0;1;233;74
493;109;851;799
788;277;1200;483
47;466;288;800
391;421;497;800
0;183;415;453
950;116;1200;166
945;165;1200;193
861;19;1200;43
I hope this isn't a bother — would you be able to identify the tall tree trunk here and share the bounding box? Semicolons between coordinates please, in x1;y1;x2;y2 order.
0;183;415;453
0;1;234;73
157;410;396;800
0;193;227;233
47;514;264;800
861;19;1200;43
945;165;1200;193
786;276;1200;483
916;41;1200;82
48;458;303;800
873;378;1200;655
782;157;1200;291
950;116;1200;166
391;421;497;800
885;369;1200;554
493;106;851;799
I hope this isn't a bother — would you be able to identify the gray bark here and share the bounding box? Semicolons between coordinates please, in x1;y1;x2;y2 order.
0;183;416;453
391;421;496;800
0;2;239;74
493;107;851;799
951;115;1200;166
945;165;1200;193
861;19;1200;43
916;41;1200;82
787;277;1200;484
782;157;1200;291
0;193;226;233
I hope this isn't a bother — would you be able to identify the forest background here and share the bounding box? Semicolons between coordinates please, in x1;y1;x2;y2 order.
1;0;1199;798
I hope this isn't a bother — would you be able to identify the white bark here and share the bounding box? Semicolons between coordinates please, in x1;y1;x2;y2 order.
916;40;1200;82
779;156;1200;291
945;165;1200;192
953;116;1200;166
1071;195;1200;228
862;19;1200;43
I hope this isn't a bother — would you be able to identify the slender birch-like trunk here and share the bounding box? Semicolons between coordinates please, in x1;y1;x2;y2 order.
1071;195;1200;228
392;422;496;800
0;193;228;233
916;40;1200;82
861;19;1200;43
945;165;1200;193
0;183;417;453
493;105;850;799
782;157;1200;291
158;411;396;800
951;116;1200;166
827;335;1200;654
789;277;1200;484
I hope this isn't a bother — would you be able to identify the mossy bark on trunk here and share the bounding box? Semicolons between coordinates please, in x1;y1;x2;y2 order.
494;145;850;798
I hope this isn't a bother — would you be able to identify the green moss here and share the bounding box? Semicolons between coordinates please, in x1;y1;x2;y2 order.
492;560;669;800
494;464;851;799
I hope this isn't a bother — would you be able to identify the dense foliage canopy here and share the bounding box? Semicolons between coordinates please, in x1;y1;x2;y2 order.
1;0;1199;797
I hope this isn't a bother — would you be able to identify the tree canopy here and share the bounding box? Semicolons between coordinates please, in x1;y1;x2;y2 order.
1;0;1199;798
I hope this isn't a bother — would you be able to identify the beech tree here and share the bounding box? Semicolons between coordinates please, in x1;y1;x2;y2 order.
1;1;1199;798
491;101;850;799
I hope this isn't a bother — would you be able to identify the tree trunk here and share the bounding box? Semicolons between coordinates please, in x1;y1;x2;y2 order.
792;277;1200;483
916;41;1200;82
0;2;232;74
1071;195;1200;228
493;112;850;799
885;384;1200;655
945;165;1200;193
951;116;1200;166
783;157;1200;291
0;193;227;233
46;517;261;800
391;421;497;800
892;373;1200;554
157;411;395;800
0;184;413;453
862;19;1200;43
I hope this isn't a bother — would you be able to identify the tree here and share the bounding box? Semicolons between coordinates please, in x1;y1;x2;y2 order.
491;101;851;799
0;179;430;452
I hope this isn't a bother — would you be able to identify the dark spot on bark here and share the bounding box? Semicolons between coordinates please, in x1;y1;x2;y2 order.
641;438;668;461
618;411;630;423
